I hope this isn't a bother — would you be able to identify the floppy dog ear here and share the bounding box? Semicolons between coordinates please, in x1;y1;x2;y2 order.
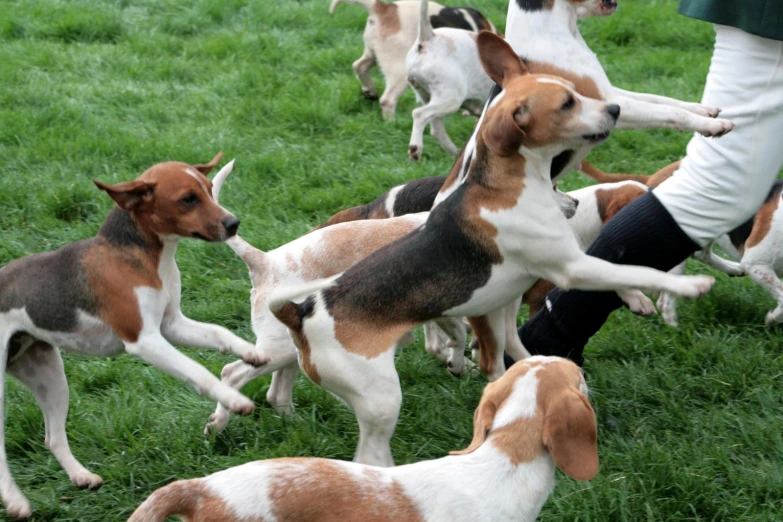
483;103;532;157
542;389;599;480
477;31;529;86
193;151;224;176
450;385;499;456
93;180;156;211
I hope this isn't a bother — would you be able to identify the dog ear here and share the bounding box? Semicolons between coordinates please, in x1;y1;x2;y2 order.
542;389;599;480
193;152;224;176
477;31;529;86
483;104;532;157
450;385;499;456
93;180;156;211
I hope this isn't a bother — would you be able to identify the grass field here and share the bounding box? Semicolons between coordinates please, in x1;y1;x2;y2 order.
1;0;782;520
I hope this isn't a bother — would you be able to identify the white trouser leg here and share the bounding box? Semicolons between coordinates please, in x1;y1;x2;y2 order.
654;25;783;246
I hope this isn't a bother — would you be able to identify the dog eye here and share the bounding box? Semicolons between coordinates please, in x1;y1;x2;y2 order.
180;194;200;207
561;96;575;110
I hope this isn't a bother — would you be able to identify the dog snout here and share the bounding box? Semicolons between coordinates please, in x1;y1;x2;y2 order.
223;215;240;237
606;104;620;121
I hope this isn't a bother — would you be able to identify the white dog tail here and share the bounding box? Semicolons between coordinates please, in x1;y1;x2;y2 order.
268;276;340;331
418;0;433;43
128;480;202;522
211;159;268;274
329;0;376;15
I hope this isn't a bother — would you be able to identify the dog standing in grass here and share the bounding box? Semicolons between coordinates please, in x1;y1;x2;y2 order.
331;0;496;119
269;33;715;467
0;154;267;518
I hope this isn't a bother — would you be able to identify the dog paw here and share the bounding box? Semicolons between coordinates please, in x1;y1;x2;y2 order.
676;275;715;298
270;402;294;416
361;88;379;101
71;471;103;490
3;496;32;519
241;352;269;367
689;103;721;118
700;118;734;137
765;308;783;325
204;412;229;436
656;293;679;327
226;396;255;416
408;145;421;161
618;289;656;315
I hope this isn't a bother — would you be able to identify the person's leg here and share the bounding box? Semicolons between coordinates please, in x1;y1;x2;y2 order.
518;25;783;365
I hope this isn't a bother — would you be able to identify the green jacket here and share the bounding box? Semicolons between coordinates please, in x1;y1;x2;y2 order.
679;0;783;41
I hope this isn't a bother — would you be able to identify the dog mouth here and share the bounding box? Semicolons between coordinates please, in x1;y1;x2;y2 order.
600;1;618;15
582;130;611;143
192;232;211;241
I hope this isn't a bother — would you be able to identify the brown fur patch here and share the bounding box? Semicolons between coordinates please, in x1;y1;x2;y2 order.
580;159;680;188
439;147;466;196
82;240;161;342
315;205;390;230
522;279;556;318
375;1;401;38
595;183;648;224
268;458;425;521
334;320;417;360
746;189;782;249
129;479;242;522
468;315;496;377
274;302;321;384
524;60;602;100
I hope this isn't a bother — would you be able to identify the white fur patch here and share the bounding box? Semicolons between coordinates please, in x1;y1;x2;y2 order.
385;185;403;217
536;77;570;89
185;167;209;194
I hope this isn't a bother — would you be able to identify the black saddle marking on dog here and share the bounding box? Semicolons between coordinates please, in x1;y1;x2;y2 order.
430;7;488;32
0;240;97;333
393;176;445;216
323;157;499;325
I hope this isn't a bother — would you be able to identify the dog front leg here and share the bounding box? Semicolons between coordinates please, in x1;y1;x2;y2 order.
612;95;734;137
469;308;507;382
547;255;715;298
612;87;721;118
656;262;685;327
503;297;530;362
124;333;255;415
7;342;103;491
744;264;783;325
433;317;468;376
162;311;267;367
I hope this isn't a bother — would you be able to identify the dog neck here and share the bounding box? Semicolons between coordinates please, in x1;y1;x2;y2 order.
97;207;175;270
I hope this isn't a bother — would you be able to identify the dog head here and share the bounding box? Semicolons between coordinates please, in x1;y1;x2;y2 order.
476;32;619;163
515;0;616;18
94;152;240;242
452;356;598;481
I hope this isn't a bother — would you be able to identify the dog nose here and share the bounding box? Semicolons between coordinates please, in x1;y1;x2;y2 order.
573;198;579;208
606;104;620;121
223;216;240;237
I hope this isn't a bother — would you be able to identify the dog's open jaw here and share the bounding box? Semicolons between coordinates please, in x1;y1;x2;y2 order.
475;32;618;165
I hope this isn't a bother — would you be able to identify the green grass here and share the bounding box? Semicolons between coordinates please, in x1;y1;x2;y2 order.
0;0;781;520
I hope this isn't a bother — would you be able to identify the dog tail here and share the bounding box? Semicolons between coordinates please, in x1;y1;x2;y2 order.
418;0;434;43
329;0;376;15
579;160;658;186
268;276;340;331
211;159;269;273
128;480;203;522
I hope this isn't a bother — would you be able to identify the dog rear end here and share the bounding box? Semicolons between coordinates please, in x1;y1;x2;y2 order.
129;480;203;522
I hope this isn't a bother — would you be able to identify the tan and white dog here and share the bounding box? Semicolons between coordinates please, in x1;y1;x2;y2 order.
204;164;469;436
130;356;598;522
269;33;714;467
0;154;267;518
405;0;495;160
331;0;496;119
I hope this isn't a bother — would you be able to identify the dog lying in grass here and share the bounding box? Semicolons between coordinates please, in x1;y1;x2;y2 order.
131;356;598;522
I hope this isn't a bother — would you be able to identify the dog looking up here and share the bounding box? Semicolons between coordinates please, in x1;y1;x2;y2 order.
269;32;715;466
130;356;598;522
405;0;495;160
0;154;267;518
330;0;496;119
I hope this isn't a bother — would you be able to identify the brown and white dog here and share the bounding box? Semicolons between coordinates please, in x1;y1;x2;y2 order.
331;0;496;119
130;356;598;522
405;0;495;159
204;163;468;436
268;33;714;467
0;154;268;518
